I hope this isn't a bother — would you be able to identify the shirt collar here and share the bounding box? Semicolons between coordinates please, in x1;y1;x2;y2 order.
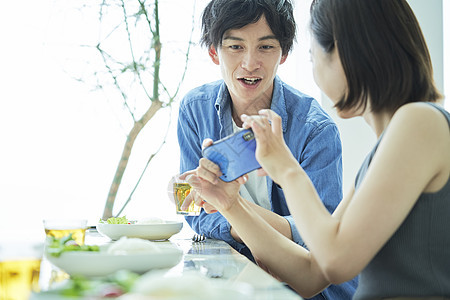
214;81;230;115
214;82;233;137
270;76;288;133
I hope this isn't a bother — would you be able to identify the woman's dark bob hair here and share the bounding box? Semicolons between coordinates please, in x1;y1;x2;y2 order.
310;0;442;113
200;0;296;56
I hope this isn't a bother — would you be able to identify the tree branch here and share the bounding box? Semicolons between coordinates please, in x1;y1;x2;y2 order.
102;99;163;219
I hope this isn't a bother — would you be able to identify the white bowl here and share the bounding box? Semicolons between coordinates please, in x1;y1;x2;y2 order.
45;243;183;277
96;221;183;241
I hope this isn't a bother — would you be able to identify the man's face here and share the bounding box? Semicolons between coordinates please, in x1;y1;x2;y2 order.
209;15;287;108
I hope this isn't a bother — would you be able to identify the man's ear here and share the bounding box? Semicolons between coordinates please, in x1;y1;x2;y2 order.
280;54;288;65
208;46;220;65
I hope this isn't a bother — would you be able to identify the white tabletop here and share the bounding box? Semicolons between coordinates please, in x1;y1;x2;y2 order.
32;228;302;299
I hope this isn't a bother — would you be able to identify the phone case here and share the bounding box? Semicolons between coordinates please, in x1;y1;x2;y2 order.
202;129;261;182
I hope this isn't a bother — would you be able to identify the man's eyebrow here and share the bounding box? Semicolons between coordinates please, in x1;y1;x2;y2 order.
222;35;278;42
259;35;278;41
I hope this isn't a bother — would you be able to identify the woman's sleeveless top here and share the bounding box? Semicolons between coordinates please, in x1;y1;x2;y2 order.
353;103;450;299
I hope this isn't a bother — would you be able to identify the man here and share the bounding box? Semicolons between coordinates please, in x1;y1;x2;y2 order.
177;0;357;298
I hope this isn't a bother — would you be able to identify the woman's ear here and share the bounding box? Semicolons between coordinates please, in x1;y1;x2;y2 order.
208;46;220;65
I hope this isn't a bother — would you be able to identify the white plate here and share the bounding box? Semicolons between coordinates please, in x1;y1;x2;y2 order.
127;271;254;300
96;221;183;241
45;244;183;277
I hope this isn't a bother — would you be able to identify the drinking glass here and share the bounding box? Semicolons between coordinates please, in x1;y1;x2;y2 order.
43;219;88;245
169;175;201;216
0;242;43;300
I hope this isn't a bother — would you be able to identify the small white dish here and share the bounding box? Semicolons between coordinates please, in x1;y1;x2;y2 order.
96;221;183;241
45;243;183;277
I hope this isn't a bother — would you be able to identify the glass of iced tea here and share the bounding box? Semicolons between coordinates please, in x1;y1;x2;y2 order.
43;219;88;245
0;242;43;300
173;182;202;216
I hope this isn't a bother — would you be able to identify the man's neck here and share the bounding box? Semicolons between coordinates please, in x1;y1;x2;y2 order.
231;97;272;127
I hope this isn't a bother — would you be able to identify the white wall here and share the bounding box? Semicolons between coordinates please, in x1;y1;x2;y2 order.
409;0;444;93
321;0;444;192
444;0;450;110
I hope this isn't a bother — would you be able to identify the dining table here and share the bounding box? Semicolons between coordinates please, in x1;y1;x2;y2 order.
31;224;303;299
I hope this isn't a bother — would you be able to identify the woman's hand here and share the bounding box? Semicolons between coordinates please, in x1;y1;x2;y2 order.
241;110;299;186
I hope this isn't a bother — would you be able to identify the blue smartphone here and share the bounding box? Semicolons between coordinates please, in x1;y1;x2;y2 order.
202;129;261;182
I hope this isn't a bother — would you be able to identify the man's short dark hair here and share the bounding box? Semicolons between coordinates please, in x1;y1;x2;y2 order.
200;0;296;56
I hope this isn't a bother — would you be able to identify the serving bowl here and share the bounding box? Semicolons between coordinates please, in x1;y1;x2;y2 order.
96;221;183;241
45;243;183;277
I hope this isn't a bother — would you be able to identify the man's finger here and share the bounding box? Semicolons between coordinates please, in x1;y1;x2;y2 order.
202;138;214;150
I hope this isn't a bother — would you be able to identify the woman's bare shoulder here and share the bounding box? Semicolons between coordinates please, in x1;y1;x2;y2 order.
390;102;449;191
390;102;448;137
395;102;448;123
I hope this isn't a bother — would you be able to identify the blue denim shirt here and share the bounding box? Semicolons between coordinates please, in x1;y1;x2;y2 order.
177;76;358;299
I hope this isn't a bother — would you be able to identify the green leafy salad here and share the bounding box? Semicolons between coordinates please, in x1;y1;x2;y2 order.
41;270;139;298
98;216;131;224
46;234;100;257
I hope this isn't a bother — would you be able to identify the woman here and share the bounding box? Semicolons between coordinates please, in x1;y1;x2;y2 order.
187;0;450;298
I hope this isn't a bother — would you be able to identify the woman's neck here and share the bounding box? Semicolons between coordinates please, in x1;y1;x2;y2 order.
363;110;394;138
